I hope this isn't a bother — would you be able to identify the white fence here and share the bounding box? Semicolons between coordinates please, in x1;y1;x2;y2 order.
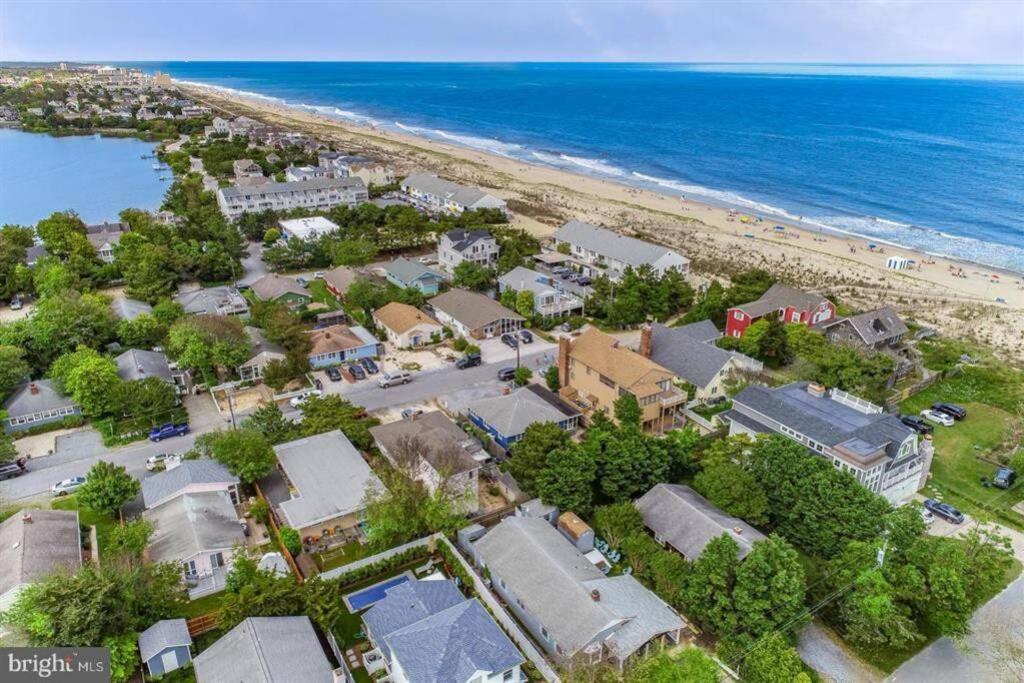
318;535;433;581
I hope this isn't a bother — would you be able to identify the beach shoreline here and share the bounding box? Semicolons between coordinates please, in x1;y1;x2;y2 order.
177;79;1024;360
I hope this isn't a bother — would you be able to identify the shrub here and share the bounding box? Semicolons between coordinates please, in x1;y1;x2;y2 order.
279;526;302;556
249;499;270;525
452;337;468;352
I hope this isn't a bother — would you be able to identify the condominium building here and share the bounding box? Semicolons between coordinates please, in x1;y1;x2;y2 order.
216;177;368;219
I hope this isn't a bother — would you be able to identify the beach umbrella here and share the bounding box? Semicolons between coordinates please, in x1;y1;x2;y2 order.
774;225;785;231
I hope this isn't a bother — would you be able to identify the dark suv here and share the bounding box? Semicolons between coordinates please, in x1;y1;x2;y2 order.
900;415;933;435
993;467;1017;490
497;367;516;382
456;352;482;370
932;402;967;420
923;498;965;524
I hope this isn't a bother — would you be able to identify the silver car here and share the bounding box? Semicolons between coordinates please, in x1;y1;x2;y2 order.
51;476;86;496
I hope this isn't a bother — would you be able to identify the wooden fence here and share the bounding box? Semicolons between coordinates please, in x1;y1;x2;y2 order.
254;482;305;582
186;612;220;637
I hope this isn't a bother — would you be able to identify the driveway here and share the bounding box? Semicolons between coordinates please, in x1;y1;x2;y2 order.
476;336;556;365
798;621;883;683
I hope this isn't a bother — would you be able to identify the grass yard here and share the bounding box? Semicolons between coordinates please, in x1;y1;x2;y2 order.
51;495;119;554
692;400;732;421
314;541;375;572
180;591;228;618
306;280;342;310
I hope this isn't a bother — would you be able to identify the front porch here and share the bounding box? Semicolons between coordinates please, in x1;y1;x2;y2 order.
186;564;229;600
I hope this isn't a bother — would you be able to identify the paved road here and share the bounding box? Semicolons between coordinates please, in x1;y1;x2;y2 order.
798;621;882;683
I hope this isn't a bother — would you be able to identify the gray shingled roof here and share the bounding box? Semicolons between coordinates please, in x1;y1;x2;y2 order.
174;286;248;316
498;266;559;297
3;380;76;417
219;176;365;199
193;617;333;683
647;323;735;388
428;289;523;331
143;490;244;563
636;484;766;560
672;319;721;343
369;411;481;476
553;220;685;269
141;460;238;509
469;385;579;439
733;283;828;319
384;257;444;286
402;173;493;208
115;349;173;383
139;619;192;663
364;580;465;656
0;509;82;596
110;297;153;321
825;306;908;346
251;274;310;302
444;228;493;253
272;430;385;530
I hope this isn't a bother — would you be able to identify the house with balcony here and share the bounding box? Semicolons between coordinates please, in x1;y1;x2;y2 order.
383;257;445;296
362;579;524;683
498;266;584;318
232;158;263;179
141;459;240;510
319;153;394;187
284;165;328;182
400;173;507;216
174;286;250;318
437;228;499;274
551;220;689;282
820;306;908;351
556;328;684;434
722;381;932;504
216;177;368;220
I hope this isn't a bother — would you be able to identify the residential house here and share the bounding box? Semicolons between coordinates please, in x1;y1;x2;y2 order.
428;289;524;339
437;228;499;274
115;348;190;395
372;302;442;348
636;484;767;560
551;220;689;282
383;257;445;296
193;617;336;683
141;459;240;510
175;286;250;317
640;324;750;403
723;381;932;504
138;619;193;678
363;579;524;683
211;116;230;136
322;265;357;298
821;306;908;350
110;297;153;321
498;266;584;317
468;384;581;452
237;327;287;382
401;173;507;216
724;283;836;338
216;177;368;220
85;221;129;263
306;324;380;368
320;153;394;186
284;165;327;182
2;380;81;433
0;509;82;613
278;216;340;242
557;328;685;434
25;244;49;267
250;274;312;310
232;158;263;178
143;489;245;597
473;516;685;670
370;411;483;515
261;430;384;550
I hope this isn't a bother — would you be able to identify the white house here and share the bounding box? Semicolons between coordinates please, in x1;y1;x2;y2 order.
400;173;506;216
278;216;340;241
0;509;82;613
216;177;368;219
551;220;689;282
284;165;328;182
437;228;499;274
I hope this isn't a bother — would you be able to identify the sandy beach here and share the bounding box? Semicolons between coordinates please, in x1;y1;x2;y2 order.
179;82;1024;362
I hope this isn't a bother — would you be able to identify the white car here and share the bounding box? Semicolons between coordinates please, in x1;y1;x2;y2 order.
289;389;322;408
51;476;86;496
146;453;174;471
920;409;954;427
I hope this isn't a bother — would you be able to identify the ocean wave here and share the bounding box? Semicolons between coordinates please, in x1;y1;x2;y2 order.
556;154;627;177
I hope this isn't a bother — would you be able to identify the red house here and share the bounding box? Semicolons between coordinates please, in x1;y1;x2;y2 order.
725;283;836;338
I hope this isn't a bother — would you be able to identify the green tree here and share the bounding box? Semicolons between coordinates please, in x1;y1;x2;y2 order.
49;347;123;416
106;519;154;562
0;344;30;400
331;238;379;266
693;458;769;525
362;467;465;551
218;561;302;631
515;289;535;317
116;312;168;349
681;533;740;634
544;364;560;392
0;433;17;463
626;648;719;683
111;376;178;424
104;632;140;683
18;290;117;371
298;394;378;449
592;502;645;550
36;210;87;258
199;429;276;483
242;403;298;445
740;314;790;367
664;427;702;479
739;632;806;683
166;314;251;376
613;393;642;429
500;288;517;310
535;444;597;514
77;460;140;515
263;227;281;245
596;427;670;502
513;366;532;386
839;568;922;649
505;421;571;494
733;535;807;639
452;260;494;291
279;527;302;556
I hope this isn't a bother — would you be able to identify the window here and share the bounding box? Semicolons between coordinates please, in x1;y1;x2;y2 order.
541;627;551;642
733;311;743;320
503;670;515;682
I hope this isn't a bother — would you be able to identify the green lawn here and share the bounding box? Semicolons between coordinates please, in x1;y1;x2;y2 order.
314;541;375;572
331;559;433;650
180;591;228;618
51;495;118;554
306;280;342;310
692;400;732;421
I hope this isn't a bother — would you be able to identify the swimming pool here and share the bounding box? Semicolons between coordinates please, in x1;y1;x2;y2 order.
342;573;412;611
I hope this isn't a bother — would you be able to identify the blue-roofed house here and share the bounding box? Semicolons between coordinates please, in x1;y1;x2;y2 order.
363;579;524;683
384;257;445;296
468;385;580;452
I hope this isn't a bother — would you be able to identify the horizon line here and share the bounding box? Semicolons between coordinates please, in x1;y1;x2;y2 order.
3;59;1023;67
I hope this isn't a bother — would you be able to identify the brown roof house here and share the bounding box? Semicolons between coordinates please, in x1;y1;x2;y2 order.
372;302;442;349
322;266;358;298
428;289;524;340
557;328;684;433
306;324;380;369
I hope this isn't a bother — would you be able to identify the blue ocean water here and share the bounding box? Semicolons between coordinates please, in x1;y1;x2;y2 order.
0;129;167;225
133;62;1024;271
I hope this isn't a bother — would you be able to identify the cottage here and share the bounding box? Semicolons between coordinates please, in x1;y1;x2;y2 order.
640;324;750;403
115;348;190;395
250;274;312;309
383;257;445;295
437;228;499;274
237;327;287;382
468;384;581;451
175;286;250;317
110;297;153;321
138;619;193;678
428;289;524;339
306;324;379;368
216;177;368;220
370;411;483;515
85;221;129;263
821;306;908;350
322;265;357;298
284;165;327;182
551;220;689;282
363;579;524;683
141;459;240;510
232;159;263;178
2;380;81;433
498;266;584;317
277;216;340;242
723;381;932;504
401;173;506;216
724;283;835;338
636;484;767;560
0;509;82;613
193;617;335;683
372;302;442;348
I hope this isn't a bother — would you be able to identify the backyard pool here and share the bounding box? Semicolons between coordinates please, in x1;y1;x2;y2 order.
342;572;413;611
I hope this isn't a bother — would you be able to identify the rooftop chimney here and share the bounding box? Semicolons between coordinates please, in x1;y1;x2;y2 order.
29;383;39;395
590;589;601;602
638;325;652;358
807;383;826;399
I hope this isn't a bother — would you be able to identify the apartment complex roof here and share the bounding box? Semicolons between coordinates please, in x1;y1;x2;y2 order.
553;220;684;269
428;289;524;331
220;176;365;199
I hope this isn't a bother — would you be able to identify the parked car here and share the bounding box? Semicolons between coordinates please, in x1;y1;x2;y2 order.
456;352;482;369
501;333;518;348
0;458;27;481
9;296;22;310
296;276;309;288
378;370;412;388
497;367;516;382
149;423;189;442
919;507;935;525
348;363;366;380
359;357;379;375
993;467;1017;490
923;498;965;524
51;476;86;497
145;453;175;471
313;271;325;279
900;415;934;435
401;408;424;419
326;367;342;382
552;267;569;276
566;272;581;282
518;329;534;344
932;402;967;420
560;271;573;280
576;276;591;286
920;409;955;427
236;283;251;292
289;389;322;407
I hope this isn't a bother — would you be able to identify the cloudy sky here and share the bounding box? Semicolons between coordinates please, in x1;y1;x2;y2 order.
2;0;1022;63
